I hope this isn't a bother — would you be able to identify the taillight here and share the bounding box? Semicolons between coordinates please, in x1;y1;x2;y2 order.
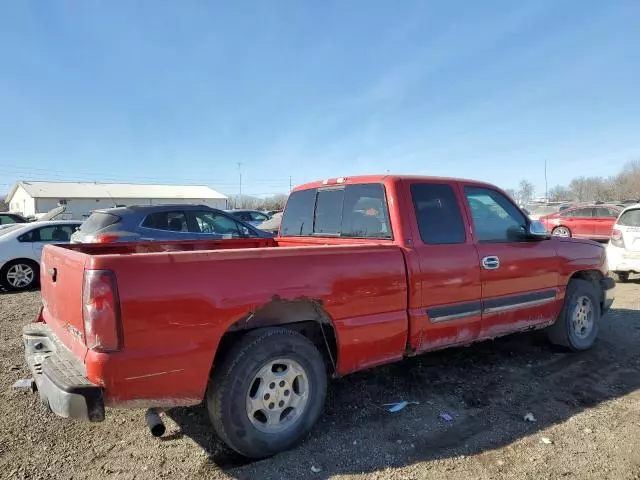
82;270;122;352
94;233;121;243
611;229;625;248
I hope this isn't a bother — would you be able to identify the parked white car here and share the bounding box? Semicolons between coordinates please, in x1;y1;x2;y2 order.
607;204;640;283
0;220;81;291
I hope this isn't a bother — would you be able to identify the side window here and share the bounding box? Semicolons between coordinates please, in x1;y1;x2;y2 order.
189;211;243;237
27;225;73;242
595;207;619;218
141;211;188;232
341;184;391;238
280;189;315;236
250;212;269;222
464;187;527;242
411;183;466;244
562;208;592;218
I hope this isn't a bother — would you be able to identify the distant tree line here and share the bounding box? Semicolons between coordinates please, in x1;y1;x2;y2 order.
507;159;640;204
227;193;288;211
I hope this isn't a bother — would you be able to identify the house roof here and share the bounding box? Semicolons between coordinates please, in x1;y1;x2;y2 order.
7;181;228;200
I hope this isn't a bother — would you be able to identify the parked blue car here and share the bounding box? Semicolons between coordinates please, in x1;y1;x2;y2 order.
71;204;274;243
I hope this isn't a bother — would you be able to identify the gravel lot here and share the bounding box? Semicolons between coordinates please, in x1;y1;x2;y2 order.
1;283;639;480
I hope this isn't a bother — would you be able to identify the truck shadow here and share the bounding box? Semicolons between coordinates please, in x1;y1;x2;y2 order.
165;306;640;479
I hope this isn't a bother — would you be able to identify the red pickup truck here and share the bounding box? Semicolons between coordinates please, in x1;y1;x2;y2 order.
23;175;615;459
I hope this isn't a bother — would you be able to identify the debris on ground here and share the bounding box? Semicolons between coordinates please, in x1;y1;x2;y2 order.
12;379;33;389
583;428;593;434
439;412;454;422
524;412;537;422
311;465;322;473
540;437;553;445
383;401;419;413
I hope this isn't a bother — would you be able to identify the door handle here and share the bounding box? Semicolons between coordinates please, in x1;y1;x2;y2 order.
481;256;500;270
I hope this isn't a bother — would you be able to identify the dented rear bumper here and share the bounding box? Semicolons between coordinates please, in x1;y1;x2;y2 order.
23;323;104;422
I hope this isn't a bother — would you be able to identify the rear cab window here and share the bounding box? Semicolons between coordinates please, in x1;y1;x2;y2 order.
280;183;392;239
80;212;121;233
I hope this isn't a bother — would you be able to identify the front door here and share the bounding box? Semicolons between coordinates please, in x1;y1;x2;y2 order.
462;186;561;338
30;224;77;261
561;207;595;238
407;181;482;351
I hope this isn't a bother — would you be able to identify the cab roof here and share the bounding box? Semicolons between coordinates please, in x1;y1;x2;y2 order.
293;174;498;192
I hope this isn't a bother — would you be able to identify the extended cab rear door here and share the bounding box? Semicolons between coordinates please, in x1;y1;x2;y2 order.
461;185;560;338
405;180;483;351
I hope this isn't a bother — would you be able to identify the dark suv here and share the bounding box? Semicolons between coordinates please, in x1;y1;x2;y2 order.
71;204;274;243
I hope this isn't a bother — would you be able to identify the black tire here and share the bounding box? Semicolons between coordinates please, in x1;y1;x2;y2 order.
612;271;630;283
0;259;40;291
548;279;600;351
207;328;327;459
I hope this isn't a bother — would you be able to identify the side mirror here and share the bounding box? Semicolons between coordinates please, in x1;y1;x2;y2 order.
528;220;550;239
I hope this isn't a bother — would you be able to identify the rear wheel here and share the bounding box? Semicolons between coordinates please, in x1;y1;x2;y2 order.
552;226;572;237
0;260;39;291
548;279;600;351
612;271;630;283
207;328;327;459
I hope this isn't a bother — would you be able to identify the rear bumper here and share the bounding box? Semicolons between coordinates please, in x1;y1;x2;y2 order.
23;323;104;422
607;245;640;273
601;276;615;313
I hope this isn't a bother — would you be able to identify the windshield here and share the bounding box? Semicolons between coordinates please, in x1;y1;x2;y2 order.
618;208;640;227
0;224;26;236
80;212;121;233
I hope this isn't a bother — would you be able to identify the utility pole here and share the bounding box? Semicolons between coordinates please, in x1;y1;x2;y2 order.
237;162;242;208
544;158;548;202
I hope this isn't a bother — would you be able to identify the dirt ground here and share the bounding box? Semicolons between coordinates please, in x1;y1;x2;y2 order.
1;283;639;480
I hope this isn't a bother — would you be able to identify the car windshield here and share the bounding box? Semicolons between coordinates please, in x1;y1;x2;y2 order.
0;224;26;236
618;208;640;227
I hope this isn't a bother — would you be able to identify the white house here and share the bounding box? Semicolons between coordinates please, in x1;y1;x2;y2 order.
6;181;228;219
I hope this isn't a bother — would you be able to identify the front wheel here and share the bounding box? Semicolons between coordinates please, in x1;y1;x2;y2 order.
0;260;39;291
552;226;572;237
548;279;600;351
207;328;327;459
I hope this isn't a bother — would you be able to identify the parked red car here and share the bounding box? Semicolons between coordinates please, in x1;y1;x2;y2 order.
24;175;615;459
540;204;621;240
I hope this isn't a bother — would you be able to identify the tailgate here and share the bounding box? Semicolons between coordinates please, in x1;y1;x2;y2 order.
622;226;640;253
40;245;88;360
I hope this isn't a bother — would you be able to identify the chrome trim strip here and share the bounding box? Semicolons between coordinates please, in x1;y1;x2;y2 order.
430;310;482;323
483;297;555;314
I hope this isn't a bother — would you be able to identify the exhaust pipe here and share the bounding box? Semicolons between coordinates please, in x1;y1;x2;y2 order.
145;408;166;437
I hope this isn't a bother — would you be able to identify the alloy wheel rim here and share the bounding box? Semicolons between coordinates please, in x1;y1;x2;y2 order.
6;264;34;288
572;295;594;339
245;358;310;433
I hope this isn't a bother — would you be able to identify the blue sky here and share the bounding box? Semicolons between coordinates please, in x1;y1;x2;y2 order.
1;1;639;197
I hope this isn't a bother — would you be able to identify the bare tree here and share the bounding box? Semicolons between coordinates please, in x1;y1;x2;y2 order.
517;180;535;204
548;185;572;202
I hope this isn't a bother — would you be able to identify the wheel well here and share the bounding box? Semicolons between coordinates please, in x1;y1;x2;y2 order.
1;258;39;272
568;269;604;309
212;299;339;377
569;269;603;286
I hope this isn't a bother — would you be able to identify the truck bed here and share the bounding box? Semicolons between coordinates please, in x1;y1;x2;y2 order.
39;238;409;407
